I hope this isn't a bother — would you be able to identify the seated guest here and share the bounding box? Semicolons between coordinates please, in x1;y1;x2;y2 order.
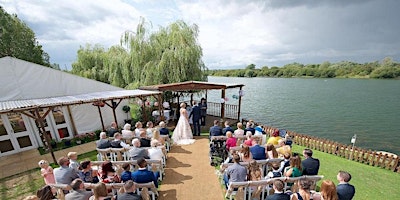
225;131;237;151
148;140;164;161
54;156;79;185
209;120;223;137
134;121;144;137
265;162;282;179
146;121;154;138
129;138;149;160
234;122;245;137
120;163;134;182
38;160;55;185
151;129;164;145
222;120;234;135
223;154;247;189
266;179;290;200
250;143;267;160
302;148;320;175
65;178;93;200
336;171;355;200
266;143;278;159
89;182;114;200
238;145;253;162
313;179;338;200
68;152;80;172
139;130;151;147
244;121;256;134
99;161;121;183
244;131;256;147
254;126;266;145
132;158;158;188
159;121;170;137
276;139;291;157
267;129;281;146
36;185;57;200
78;161;99;183
290;179;313;200
117;180;141;200
110;133;130;148
285;156;302;188
96;132;111;149
121;123;134;139
278;152;291;174
106;122;119;137
247;159;262;181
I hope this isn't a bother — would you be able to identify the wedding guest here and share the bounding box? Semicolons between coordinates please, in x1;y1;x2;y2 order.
117;180;141;200
132;158;158;187
234;122;245;137
238;144;253;162
244;121;256;134
225;131;237;151
223;154;247;189
250;142;267;160
209;120;223;137
302;148;320;175
99;161;121;184
54;156;79;185
244;131;256;147
284;155;302;188
222;120;234;135
78;161;99;183
158;121;170;138
267;129;281;146
106;122;119;137
290;179;313;200
120;163;134;182
129;138;149;160
151;129;164;145
148;140;164;161
110;133;129;148
36;185;57;200
38;160;55;185
314;180;338;200
266;179;290;200
278;152;291;174
96;132;111;149
146;121;154;138
139;130;151;147
121;123;134;139
266;143;279;159
336;171;355;200
89;182;114;200
134;122;144;137
65;178;93;200
276;139;291;157
200;98;207;126
68;152;80;171
247;159;262;181
265;162;282;179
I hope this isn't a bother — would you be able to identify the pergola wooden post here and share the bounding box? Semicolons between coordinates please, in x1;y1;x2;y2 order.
221;88;226;119
104;99;123;129
237;86;243;121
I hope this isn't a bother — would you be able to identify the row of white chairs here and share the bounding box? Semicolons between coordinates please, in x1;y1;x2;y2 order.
225;175;324;200
96;146;167;166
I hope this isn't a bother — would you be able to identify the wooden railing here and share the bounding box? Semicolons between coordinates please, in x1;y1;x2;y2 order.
242;118;400;173
207;102;239;120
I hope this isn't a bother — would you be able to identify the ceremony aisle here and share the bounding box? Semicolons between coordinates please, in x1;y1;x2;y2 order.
159;137;224;199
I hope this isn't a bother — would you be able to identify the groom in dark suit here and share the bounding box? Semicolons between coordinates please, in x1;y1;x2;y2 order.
189;100;201;136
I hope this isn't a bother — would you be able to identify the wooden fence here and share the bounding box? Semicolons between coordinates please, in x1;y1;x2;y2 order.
242;118;400;173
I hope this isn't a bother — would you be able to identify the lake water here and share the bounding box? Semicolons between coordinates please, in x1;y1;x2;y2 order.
206;76;400;155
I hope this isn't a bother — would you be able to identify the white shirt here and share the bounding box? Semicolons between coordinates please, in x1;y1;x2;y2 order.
148;147;164;161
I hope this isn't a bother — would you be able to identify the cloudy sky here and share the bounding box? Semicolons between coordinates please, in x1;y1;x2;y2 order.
1;0;399;70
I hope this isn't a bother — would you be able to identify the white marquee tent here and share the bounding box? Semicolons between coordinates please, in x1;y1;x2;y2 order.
0;57;161;157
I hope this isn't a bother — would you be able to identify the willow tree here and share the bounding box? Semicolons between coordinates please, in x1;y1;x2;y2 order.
121;18;207;87
71;44;108;82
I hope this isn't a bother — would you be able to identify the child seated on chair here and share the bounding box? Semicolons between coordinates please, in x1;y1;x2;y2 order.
120;163;134;182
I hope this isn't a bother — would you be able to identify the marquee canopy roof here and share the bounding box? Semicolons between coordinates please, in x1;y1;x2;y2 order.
139;81;244;92
0;90;161;114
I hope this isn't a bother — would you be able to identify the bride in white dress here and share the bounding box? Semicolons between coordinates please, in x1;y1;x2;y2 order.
172;102;195;145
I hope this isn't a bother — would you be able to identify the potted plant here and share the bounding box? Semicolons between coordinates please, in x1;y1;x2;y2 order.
50;139;57;149
62;138;71;147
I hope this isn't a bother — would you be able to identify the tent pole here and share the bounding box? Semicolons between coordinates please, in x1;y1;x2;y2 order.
67;105;78;136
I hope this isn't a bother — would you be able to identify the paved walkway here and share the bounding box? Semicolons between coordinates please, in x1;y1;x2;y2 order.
159;136;224;200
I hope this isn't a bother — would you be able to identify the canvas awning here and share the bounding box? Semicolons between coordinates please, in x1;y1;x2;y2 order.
0;89;161;114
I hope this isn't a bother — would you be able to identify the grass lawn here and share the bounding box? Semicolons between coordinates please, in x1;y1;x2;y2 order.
291;145;400;199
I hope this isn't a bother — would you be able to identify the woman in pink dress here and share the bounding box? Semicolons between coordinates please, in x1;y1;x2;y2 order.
38;160;55;185
172;103;195;145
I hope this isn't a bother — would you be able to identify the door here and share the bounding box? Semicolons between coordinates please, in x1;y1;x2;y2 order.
0;113;37;156
33;107;73;143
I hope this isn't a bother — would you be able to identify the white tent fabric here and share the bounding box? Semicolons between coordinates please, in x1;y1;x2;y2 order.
0;57;158;135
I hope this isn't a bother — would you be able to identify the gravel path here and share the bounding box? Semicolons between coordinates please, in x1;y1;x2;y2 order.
158;136;224;200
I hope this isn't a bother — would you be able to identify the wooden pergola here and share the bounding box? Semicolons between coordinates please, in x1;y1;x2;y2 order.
139;81;245;120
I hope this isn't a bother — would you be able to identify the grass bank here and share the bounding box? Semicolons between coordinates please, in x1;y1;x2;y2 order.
291;145;400;199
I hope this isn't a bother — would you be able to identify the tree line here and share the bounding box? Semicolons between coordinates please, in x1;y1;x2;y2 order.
207;58;400;79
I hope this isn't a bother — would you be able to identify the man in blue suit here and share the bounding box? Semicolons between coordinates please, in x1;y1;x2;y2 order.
337;171;355;200
209;120;223;138
250;143;266;160
132;158;158;188
189;100;201;136
267;179;290;200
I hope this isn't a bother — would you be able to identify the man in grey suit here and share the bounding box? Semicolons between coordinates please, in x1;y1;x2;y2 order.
189;100;201;136
117;180;142;200
96;132;111;149
65;178;92;200
129;138;149;160
54;156;79;185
